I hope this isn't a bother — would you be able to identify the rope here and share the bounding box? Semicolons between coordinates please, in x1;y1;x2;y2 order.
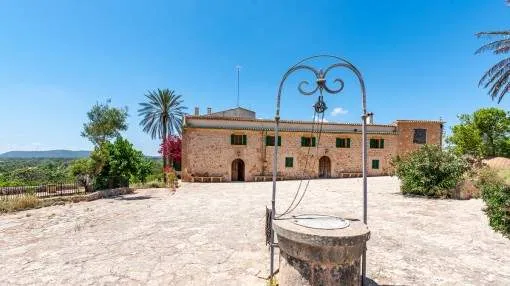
282;111;325;216
275;109;318;218
276;105;326;218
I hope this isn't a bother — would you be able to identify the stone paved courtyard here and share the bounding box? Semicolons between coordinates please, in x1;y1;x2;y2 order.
1;177;510;285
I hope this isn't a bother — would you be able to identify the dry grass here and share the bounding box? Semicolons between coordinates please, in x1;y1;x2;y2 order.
454;178;481;200
484;157;510;169
0;195;41;213
498;169;510;185
483;157;510;185
130;180;167;189
0;188;133;214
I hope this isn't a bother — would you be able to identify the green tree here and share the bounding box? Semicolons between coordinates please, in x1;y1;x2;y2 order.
475;1;509;103
448;108;510;157
138;89;186;182
448;119;484;157
81;100;128;146
92;137;151;190
69;158;94;192
473;108;510;156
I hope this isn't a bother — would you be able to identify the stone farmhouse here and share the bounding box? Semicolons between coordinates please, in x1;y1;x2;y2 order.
181;107;443;182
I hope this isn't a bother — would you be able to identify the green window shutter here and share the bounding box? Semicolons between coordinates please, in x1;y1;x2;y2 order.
277;136;281;146
285;157;293;168
242;135;247;145
301;137;305;147
265;136;270;146
231;134;235;145
380;139;385;149
372;159;380;169
347;138;351;148
369;139;375;148
336;138;340;148
312;137;316;147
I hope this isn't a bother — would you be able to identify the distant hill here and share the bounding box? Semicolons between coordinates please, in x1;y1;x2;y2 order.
0;150;91;159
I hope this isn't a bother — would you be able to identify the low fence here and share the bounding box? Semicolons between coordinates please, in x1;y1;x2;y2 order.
0;182;85;199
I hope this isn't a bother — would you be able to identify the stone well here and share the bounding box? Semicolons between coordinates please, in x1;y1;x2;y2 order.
273;216;370;286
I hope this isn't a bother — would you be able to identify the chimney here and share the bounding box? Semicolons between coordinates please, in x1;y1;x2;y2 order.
207;107;212;115
194;107;200;116
366;112;374;124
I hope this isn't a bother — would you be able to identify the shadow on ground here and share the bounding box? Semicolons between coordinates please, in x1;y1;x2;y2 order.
365;277;405;286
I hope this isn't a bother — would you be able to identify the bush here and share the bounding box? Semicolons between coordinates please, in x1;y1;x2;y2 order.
167;171;178;189
92;138;152;190
392;145;470;198
476;168;510;237
69;158;94;192
454;178;481;200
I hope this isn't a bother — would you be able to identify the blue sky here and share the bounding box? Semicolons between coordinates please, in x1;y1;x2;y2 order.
0;0;508;155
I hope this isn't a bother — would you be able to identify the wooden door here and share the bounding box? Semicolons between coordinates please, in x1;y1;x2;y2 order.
231;159;245;181
319;156;331;178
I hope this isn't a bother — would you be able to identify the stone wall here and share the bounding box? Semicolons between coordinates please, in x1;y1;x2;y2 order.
396;120;443;156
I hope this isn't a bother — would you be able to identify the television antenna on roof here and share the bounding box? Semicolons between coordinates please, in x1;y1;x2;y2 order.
236;65;241;107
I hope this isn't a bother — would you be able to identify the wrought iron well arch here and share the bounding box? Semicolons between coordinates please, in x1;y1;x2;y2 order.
269;54;369;284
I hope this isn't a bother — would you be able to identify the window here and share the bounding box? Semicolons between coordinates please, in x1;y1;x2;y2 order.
301;137;316;147
413;129;427;144
285;157;294;168
266;136;281;146
231;134;247;145
369;138;384;149
372;159;380;169
336;138;351;148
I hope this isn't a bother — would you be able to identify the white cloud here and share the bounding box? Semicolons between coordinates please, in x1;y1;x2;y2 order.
331;107;348;116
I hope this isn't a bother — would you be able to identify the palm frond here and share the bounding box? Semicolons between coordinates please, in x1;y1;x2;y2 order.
483;63;509;89
499;82;510;102
479;58;510;87
476;30;510;102
475;38;510;55
487;70;510;103
476;31;510;37
138;89;187;139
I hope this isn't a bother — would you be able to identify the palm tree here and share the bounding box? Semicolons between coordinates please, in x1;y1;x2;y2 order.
138;89;187;182
475;30;510;103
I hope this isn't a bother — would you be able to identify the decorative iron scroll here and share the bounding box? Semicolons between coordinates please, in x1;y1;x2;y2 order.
269;54;369;284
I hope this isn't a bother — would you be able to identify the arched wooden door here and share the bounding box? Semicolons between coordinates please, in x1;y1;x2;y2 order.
319;156;331;178
231;159;245;181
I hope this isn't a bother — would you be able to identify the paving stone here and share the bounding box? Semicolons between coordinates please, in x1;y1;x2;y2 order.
0;177;509;285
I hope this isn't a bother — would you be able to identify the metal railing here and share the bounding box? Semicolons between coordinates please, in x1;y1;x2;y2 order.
0;182;85;199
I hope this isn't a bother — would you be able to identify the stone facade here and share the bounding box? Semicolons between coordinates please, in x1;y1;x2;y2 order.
181;111;443;182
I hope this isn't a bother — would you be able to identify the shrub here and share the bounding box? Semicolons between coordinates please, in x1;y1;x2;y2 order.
168;171;178;189
476;168;510;237
454;178;481;200
392;145;470;198
69;158;94;192
476;168;504;188
92;138;151;190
